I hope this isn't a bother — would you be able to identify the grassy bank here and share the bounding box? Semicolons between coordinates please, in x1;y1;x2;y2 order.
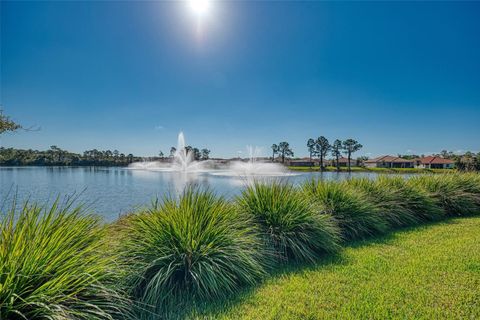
192;217;480;319
1;173;480;319
288;165;453;174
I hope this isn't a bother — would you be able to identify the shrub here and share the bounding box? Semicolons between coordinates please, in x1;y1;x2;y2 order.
119;188;265;314
379;176;444;222
408;174;479;216
346;177;420;228
302;179;388;240
452;173;480;209
237;181;340;263
0;201;128;320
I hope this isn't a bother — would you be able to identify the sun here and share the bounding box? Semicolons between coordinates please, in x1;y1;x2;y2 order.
188;0;211;17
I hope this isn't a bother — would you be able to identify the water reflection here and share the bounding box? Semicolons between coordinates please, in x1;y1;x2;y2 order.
1;166;387;222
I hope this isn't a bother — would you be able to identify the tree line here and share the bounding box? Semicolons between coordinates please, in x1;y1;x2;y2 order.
2;110;478;171
271;137;362;172
0;146;142;166
307;136;362;171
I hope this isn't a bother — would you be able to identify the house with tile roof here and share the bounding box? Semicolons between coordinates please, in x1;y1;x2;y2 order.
364;155;415;168
414;156;455;169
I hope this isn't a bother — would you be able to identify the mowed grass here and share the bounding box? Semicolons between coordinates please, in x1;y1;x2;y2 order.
190;217;480;319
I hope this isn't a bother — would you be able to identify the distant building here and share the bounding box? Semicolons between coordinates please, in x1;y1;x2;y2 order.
414;156;455;169
364;155;414;168
328;157;356;167
288;158;317;167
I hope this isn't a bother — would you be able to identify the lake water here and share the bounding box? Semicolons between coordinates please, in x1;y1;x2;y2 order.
1;166;380;222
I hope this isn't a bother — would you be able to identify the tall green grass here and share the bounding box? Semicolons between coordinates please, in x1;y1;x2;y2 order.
346;177;420;228
455;173;480;207
378;176;444;222
408;174;480;216
237;181;340;263
302;179;389;240
118;189;266;315
0;200;129;320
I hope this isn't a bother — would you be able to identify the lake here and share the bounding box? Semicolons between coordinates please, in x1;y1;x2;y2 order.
1;166;381;221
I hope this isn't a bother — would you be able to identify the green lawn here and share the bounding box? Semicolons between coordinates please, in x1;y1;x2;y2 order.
190;217;480;319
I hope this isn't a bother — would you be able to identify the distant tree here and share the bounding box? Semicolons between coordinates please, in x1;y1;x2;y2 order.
170;147;177;158
278;142;293;163
397;154;419;160
0;109;22;135
356;156;369;166
271;144;279;162
307;138;316;163
158;150;164;159
113;150;119;158
50;145;61;163
331;139;342;171
105;150;113;158
315;136;330;171
440;150;449;158
192;147;201;161
127;153;134;163
342;139;363;172
200;148;210;160
0;146;141;166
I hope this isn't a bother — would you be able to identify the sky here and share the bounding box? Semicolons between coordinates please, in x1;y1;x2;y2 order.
1;1;479;158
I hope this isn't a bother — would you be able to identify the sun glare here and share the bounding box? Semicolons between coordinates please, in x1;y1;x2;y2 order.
188;0;211;17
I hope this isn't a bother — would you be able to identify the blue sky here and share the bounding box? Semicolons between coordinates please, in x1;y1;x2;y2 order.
1;1;479;158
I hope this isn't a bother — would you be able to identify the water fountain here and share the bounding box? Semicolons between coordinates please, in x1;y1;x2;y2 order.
221;146;288;177
128;132;292;177
128;131;209;172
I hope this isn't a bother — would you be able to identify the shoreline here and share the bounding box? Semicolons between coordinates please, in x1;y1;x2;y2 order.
288;165;455;174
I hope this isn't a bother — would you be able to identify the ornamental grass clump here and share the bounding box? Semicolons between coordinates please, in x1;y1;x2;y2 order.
0;201;128;320
452;173;480;208
409;174;479;216
119;188;265;314
379;176;444;222
302;179;388;240
237;181;340;263
346;177;420;228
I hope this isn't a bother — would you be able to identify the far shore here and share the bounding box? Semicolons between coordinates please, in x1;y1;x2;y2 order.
288;165;455;174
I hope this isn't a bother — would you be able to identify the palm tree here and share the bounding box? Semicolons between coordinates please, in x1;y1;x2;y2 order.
331;139;342;171
278;142;293;163
342;139;363;172
315;136;330;171
271;144;279;162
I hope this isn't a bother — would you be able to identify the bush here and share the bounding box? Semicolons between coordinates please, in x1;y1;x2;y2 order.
0;201;128;320
119;189;265;314
452;173;480;208
379;176;444;222
346;177;420;228
302;179;388;240
408;174;479;216
237;181;340;263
